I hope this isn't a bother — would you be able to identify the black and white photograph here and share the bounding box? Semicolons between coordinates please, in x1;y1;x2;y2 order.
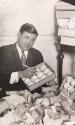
0;0;75;125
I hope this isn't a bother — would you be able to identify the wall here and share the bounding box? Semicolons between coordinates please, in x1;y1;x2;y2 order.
0;0;57;36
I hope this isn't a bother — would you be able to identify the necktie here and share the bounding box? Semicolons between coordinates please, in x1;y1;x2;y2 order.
21;51;26;68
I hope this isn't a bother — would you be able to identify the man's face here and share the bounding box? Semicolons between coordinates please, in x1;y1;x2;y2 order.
17;31;37;51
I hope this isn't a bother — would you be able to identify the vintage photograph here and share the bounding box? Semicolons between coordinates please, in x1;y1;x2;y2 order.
0;0;75;125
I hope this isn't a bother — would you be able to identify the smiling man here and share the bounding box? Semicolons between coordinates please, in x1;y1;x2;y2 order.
0;23;44;96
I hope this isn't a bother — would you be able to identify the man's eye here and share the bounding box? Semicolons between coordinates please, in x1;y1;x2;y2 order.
31;39;35;42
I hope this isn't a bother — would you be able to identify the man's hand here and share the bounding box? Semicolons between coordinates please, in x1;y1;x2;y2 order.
18;67;36;78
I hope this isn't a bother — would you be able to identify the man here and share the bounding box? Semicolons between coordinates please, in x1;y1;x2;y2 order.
0;23;44;96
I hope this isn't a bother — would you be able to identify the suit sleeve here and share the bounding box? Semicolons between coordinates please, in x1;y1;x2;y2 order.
0;46;14;73
0;47;6;73
37;50;44;64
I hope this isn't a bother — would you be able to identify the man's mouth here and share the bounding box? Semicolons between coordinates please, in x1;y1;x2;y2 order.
23;45;30;50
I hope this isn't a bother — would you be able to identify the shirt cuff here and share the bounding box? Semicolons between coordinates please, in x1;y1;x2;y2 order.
10;72;19;84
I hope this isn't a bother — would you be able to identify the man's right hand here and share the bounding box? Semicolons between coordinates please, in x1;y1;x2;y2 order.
18;67;36;79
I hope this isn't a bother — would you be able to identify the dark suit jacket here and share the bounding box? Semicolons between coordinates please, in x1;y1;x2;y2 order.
0;43;44;91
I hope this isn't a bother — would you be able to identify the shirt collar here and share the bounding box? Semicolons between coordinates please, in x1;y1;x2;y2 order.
16;43;28;59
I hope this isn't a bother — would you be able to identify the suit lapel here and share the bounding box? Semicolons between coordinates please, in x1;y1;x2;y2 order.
12;44;23;71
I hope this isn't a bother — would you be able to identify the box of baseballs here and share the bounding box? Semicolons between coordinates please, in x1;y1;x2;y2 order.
60;75;75;99
22;62;56;91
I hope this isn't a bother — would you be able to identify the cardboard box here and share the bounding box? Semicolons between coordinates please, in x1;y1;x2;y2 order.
58;28;75;37
22;62;56;91
56;1;75;10
56;10;75;18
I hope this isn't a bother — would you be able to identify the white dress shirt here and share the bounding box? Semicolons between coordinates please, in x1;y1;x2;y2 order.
10;43;28;84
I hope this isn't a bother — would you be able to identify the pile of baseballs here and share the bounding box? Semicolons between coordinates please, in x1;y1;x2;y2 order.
22;63;53;86
63;76;75;94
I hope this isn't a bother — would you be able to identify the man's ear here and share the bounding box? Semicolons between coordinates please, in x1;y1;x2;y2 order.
17;31;21;39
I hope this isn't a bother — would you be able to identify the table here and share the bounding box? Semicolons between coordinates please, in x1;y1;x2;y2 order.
57;43;75;87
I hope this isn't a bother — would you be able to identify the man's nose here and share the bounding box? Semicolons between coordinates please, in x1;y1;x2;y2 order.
26;39;31;43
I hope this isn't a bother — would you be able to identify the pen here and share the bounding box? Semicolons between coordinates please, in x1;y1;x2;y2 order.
23;64;29;68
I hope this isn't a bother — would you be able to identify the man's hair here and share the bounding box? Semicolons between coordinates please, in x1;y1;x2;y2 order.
20;23;38;36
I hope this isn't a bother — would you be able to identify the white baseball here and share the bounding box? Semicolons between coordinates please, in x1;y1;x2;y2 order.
66;76;73;83
71;79;75;87
40;64;47;71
